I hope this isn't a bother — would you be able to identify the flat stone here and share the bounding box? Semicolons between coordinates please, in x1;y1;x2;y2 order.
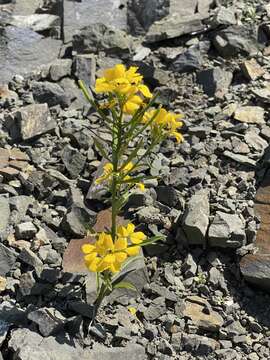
242;59;265;81
209;211;246;248
0;243;17;276
0;197;10;235
0;276;7;293
32;81;70;108
145;13;207;43
0;26;62;85
234;106;265;124
27;307;66;337
64;0;127;43
74;54;96;88
8;328;86;360
87;343;146;360
15;222;37;239
19;248;43;270
182;190;210;245
61;145;86;179
13;0;42;15
72;23;132;55
183;296;224;332
241;169;270;290
252;87;270;103
49;59;72;82
8;14;60;33
197;67;233;98
223;151;257;167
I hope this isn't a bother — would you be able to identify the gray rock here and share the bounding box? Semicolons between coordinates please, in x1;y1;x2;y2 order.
19;248;43;270
181;333;219;355
145;13;207;43
87;343;146;360
8;328;86;360
16;222;37;239
223;151;257;167
64;0;127;43
182;190;210;245
0;243;17;276
13;0;42;15
156;185;179;207
31;81;70;108
197;67;233;98
127;0;169;35
74;54;96;88
213;26;259;58
244;130;268;153
0;300;26;325
59;77;89;110
61;205;96;238
19;271;35;296
143;296;167;321
8;14;60;33
0;320;10;347
61;145;86;179
0;197;10;237
182;254;197;277
72;23;132;55
171;41;210;73
9;196;33;218
208;211;246;248
49;59;72;81
0;26;62;85
16;103;55;140
27;307;66;337
208;6;237;27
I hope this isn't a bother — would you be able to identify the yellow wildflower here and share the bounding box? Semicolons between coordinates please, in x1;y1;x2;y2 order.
95;64;152;115
82;232;128;273
117;223;146;256
128;306;137;316
143;108;184;142
95;161;144;190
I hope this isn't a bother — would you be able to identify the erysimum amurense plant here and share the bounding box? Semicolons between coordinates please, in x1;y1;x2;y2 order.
79;64;184;321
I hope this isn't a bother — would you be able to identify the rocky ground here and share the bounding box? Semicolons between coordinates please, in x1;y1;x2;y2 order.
1;0;270;359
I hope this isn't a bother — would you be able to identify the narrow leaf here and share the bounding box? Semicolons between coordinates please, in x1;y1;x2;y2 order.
113;281;138;292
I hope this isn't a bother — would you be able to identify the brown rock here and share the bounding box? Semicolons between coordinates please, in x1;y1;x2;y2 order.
241;59;265;81
0;167;20;180
240;169;270;289
0;276;7;292
234;106;265;124
183;296;224;332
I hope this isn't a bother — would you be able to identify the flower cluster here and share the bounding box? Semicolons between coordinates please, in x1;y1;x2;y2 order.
82;224;146;273
143;108;184;143
95;64;152;115
95;161;145;191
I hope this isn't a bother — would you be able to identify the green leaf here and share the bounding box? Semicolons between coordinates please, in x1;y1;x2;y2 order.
113;281;138;292
127;235;165;249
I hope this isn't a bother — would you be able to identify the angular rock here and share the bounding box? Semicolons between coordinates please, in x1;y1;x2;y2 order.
61;145;86;179
13;0;42;15
16;222;37;240
8;328;86;360
234;106;265;124
181;333;220;355
171;41;210;73
208;6;237;27
64;0;127;43
241;169;270;290
197;67;233;98
88;343;146;360
72;23;132;55
19;248;43;270
27;307;66;337
183;296;224;332
49;59;72;81
244;131;268;154
61;204;96;238
31;81;70;108
241;59;265;81
0;197;10;236
143;296;167;321
208;211;246;248
223;151;256;167
0;243;17;276
74;54;96;88
16;103;55;140
0;320;9;347
182;190;210;245
213;26;259;58
8;14;60;33
127;0;169;35
145;13;207;43
0;26;62;85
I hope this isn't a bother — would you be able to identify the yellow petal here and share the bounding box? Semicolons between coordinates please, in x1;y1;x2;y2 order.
137;182;145;191
130;232;146;244
115;237;128;251
81;244;96;254
117;225;128;238
84;252;97;264
88;257;100;272
115;252;127;263
103;254;116;263
139;84;153;98
126;223;135;234
103;234;114;251
128;306;137;316
126;246;140;256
